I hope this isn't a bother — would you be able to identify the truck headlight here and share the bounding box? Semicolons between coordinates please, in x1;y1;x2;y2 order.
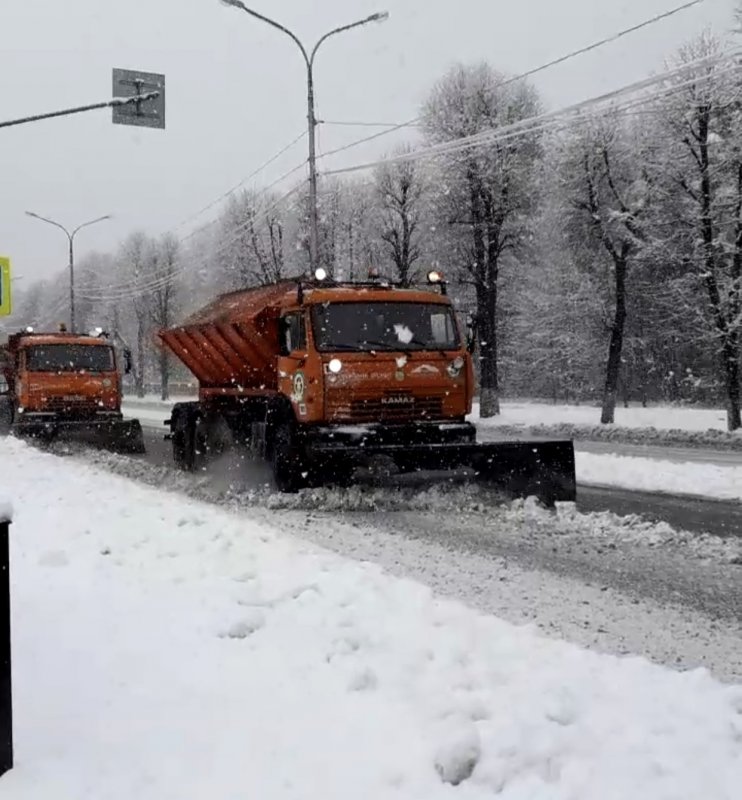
328;358;343;374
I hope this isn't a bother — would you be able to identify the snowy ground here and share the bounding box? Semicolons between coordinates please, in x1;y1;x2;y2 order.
122;397;742;502
123;395;731;433
2;438;742;798
576;451;742;501
473;400;731;432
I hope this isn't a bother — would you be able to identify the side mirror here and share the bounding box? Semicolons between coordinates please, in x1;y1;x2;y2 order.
123;348;133;375
466;316;477;354
278;318;290;357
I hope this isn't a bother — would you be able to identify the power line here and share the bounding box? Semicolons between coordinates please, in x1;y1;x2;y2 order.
314;0;708;165
498;0;706;87
180;157;307;244
78;183;305;302
82;156;310;297
320;120;419;128
323;49;741;177
77;0;711;304
173;129;306;233
79;50;739;302
86;52;739;303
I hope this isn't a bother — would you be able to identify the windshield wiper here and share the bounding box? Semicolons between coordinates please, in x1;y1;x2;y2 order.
320;343;362;351
365;339;434;351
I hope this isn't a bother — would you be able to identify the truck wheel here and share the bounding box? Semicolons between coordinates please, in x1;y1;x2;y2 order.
172;427;189;470
172;416;192;471
271;423;307;494
191;417;212;472
173;411;200;471
116;421;146;455
0;398;12;435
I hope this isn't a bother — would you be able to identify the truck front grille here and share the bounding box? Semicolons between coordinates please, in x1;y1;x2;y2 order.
326;391;443;423
40;400;102;419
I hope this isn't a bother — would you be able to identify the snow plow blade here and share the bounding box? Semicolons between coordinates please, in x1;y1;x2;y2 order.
309;439;577;506
12;416;146;455
107;418;147;454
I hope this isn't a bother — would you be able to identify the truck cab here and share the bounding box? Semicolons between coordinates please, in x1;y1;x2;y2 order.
275;284;474;431
0;328;144;451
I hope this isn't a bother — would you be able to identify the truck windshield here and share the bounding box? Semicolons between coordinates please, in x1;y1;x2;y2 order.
312;302;460;352
25;345;115;373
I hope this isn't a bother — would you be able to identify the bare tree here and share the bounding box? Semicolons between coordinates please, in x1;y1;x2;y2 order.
120;232;152;398
149;234;180;400
215;190;293;288
559;118;651;423
653;35;742;430
376;149;426;285
423;63;542;417
250;212;285;285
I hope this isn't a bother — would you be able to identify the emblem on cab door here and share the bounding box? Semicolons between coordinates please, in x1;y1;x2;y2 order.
292;372;306;402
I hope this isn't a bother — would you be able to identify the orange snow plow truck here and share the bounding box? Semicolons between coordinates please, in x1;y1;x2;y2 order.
0;328;145;453
159;273;576;504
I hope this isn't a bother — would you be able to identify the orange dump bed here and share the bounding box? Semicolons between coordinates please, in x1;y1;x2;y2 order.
161;280;454;390
159;282;300;390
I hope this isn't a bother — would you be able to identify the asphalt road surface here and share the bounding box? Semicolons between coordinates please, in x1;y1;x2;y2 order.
139;427;742;539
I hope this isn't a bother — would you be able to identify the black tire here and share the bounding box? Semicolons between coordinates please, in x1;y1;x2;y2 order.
172;426;190;470
114;422;147;455
271;423;308;493
0;398;12;436
191;417;213;473
172;410;197;471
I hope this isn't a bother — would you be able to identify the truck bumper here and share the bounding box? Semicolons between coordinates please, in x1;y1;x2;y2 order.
305;421;477;448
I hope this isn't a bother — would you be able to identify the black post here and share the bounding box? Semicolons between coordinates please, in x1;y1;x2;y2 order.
0;513;12;778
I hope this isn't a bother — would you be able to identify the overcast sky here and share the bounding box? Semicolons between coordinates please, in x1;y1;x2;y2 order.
0;0;733;285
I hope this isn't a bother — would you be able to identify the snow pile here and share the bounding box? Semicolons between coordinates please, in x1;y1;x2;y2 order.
577;451;742;502
3;437;742;799
57;443;742;564
528;422;742;452
473;401;730;432
122;393;193;406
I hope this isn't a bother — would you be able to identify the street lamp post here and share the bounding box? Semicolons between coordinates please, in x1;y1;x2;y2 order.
219;0;388;272
25;212;112;332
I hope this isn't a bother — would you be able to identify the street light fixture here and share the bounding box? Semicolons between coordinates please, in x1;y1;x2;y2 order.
219;0;389;272
25;211;112;332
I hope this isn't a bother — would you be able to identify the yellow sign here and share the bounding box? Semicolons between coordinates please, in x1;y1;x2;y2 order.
0;258;11;317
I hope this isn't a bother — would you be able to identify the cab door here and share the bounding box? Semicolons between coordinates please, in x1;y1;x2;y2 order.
277;311;312;421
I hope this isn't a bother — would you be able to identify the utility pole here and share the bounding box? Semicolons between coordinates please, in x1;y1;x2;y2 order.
219;0;388;273
25;213;112;332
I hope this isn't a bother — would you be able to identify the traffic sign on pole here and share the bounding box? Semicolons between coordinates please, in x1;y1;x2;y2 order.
0;259;11;318
112;69;166;130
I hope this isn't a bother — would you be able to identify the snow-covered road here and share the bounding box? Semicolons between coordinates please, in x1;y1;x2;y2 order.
2;438;742;799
